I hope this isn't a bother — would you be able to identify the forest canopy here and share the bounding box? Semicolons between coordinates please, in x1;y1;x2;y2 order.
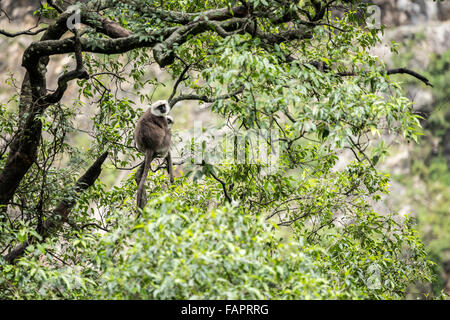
0;0;440;299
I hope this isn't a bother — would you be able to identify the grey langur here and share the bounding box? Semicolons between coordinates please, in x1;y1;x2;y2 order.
134;100;174;209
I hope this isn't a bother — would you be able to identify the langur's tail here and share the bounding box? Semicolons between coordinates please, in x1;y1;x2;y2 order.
136;149;153;210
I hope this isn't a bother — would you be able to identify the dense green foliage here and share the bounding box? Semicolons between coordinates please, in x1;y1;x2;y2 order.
0;174;433;299
0;0;438;299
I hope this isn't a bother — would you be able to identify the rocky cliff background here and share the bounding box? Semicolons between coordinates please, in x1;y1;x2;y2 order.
370;0;450;297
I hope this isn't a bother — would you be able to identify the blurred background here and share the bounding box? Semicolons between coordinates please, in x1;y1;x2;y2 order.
0;0;449;297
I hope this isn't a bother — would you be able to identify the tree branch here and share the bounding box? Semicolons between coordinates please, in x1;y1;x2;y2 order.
134;3;249;25
337;68;433;87
0;27;48;38
205;166;232;203
44;30;89;104
0;0;320;216
168;60;194;105
387;68;433;87
3;152;109;264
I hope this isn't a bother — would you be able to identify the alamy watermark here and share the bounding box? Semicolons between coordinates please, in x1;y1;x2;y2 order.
171;121;281;173
366;263;382;290
66;5;81;30
367;5;382;29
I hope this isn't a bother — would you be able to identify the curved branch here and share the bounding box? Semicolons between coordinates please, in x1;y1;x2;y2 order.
387;68;433;87
337;68;433;87
135;3;249;25
0;27;48;38
44;30;89;104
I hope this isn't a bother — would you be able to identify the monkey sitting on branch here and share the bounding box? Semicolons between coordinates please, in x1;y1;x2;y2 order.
134;100;174;209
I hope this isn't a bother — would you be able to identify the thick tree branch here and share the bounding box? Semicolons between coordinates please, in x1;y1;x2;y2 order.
43;151;109;232
81;12;133;38
0;12;73;209
22;10;311;69
0;6;127;210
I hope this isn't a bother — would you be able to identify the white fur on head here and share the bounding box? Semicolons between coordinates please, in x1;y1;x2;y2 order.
150;100;170;116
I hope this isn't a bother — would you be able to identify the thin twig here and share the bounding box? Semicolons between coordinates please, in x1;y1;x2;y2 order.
0;26;48;37
169;87;244;108
205;165;232;203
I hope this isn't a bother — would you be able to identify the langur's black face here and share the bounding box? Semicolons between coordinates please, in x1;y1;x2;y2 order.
166;116;174;127
150;100;170;116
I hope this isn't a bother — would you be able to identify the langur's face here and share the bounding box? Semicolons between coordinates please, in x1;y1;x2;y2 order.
151;100;170;116
166;116;174;128
156;103;168;115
